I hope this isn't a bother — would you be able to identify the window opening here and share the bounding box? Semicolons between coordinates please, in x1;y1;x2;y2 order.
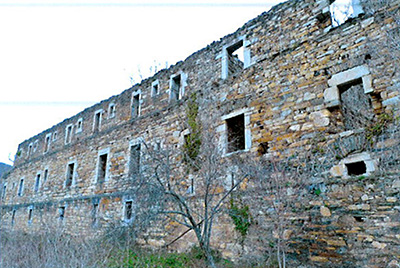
230;42;244;64
125;201;133;220
76;118;83;133
154;140;162;151
53;131;58;141
28;144;33;157
151;80;159;96
131;94;140;118
17;179;24;196
186;175;195;194
170;74;181;101
129;144;141;178
65;125;73;144
34;174;40;192
108;103;116;118
66;163;74;187
28;208;33;224
330;0;364;27
2;184;6;200
43;169;49;185
223;40;244;79
97;153;108;183
92;203;99;226
59;206;65;222
44;135;51;153
338;78;374;130
226;114;245;153
11;210;16;226
94;111;101;132
346;161;367;176
354;215;364;222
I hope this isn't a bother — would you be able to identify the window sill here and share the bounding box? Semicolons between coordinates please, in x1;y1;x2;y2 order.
224;148;249;157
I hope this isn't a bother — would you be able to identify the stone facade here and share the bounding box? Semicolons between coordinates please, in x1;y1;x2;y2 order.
1;0;400;266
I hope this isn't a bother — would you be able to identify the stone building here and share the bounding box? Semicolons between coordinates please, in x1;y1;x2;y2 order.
1;0;400;266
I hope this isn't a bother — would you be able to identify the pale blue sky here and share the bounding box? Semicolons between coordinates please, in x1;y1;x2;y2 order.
0;0;285;165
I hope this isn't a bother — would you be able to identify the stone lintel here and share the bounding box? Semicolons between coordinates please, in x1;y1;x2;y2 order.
328;65;370;87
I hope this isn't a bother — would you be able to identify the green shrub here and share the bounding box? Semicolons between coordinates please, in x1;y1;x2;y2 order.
229;198;252;244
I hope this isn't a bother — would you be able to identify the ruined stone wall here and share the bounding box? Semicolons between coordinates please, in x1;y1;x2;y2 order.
1;0;400;266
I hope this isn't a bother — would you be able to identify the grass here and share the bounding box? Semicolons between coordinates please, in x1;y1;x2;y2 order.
108;250;194;268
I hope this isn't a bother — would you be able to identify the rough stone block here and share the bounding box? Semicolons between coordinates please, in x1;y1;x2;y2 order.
324;86;339;107
328;65;370;87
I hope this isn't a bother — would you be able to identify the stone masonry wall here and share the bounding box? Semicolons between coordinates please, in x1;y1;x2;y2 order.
1;0;400;266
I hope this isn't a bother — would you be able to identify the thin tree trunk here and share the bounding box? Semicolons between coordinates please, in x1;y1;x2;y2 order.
201;240;217;268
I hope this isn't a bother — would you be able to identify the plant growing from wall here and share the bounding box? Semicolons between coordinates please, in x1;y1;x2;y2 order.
137;132;250;268
183;92;201;167
228;196;252;245
366;112;394;145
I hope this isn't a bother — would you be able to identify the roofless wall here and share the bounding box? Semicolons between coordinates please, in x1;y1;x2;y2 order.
2;0;400;266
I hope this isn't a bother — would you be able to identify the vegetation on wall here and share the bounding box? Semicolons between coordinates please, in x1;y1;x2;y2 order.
229;196;252;244
366;112;395;145
183;92;202;166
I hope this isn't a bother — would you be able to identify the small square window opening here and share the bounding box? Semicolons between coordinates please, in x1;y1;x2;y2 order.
346;161;367;176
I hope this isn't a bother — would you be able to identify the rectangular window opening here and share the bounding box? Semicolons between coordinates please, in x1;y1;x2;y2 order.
109;103;116;118
94;112;101;132
131;94;140;118
170;75;181;100
18;179;24;196
34;174;40;192
346;161;367;176
43;169;49;185
92;203;99;226
65;125;73;144
44;135;51;152
129;144;141;178
226;114;245;153
2;185;6;200
125;201;133;220
28;144;33;157
28;208;33;224
97;153;108;183
338;78;374;130
226;40;244;77
76;118;83;133
330;0;364;27
151;81;159;96
66;163;74;187
59;207;65;222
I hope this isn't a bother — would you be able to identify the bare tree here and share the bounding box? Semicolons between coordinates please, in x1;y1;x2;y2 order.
131;129;249;268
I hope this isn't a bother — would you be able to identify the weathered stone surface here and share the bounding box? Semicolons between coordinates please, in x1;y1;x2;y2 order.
1;0;400;267
320;206;332;217
372;241;387;250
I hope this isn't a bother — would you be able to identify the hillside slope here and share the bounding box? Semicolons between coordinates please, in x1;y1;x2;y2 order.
0;163;12;178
